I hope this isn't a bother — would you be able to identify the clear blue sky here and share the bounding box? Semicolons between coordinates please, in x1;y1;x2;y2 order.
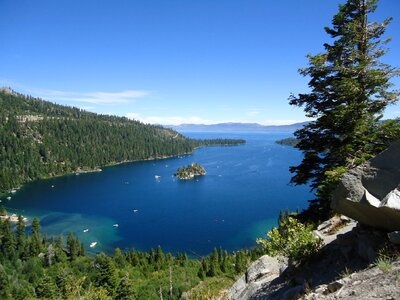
1;0;399;125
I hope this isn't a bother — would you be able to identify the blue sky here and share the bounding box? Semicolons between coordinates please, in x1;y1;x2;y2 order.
1;0;399;125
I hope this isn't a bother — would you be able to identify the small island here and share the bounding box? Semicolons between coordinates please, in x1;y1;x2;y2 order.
275;137;299;147
175;163;206;180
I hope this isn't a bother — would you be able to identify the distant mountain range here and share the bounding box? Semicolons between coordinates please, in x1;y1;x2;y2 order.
166;122;309;132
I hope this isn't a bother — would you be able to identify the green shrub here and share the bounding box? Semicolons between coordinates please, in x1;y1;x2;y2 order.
256;217;322;265
375;257;392;273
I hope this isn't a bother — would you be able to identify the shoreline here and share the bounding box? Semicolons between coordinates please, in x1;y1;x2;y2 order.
0;213;28;223
0;140;245;197
0;150;195;197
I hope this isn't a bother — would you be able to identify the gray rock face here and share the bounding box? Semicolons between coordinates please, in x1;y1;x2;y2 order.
245;255;283;283
331;141;400;231
226;255;285;300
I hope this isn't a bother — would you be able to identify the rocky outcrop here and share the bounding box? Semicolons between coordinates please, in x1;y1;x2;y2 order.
226;217;399;300
331;141;400;231
226;255;286;300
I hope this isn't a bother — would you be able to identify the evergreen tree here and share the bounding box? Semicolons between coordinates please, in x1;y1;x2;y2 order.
0;264;10;299
155;245;165;270
235;252;247;274
67;232;78;261
114;248;126;268
93;253;119;296
289;0;399;219
197;259;207;280
30;217;42;256
56;268;73;298
220;250;229;273
1;219;15;259
36;273;58;299
80;242;86;257
54;236;68;263
207;248;220;277
16;215;26;252
115;275;135;300
148;248;156;265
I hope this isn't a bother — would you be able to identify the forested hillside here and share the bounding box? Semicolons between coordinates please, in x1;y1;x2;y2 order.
0;212;263;299
0;89;244;193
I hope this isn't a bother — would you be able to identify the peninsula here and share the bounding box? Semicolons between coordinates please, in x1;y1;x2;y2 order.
175;163;206;180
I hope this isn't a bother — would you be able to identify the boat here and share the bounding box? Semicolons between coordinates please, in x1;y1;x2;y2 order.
90;242;97;248
6;196;11;200
83;229;89;233
113;224;119;227
11;189;16;193
133;209;139;213
155;175;161;179
51;185;55;188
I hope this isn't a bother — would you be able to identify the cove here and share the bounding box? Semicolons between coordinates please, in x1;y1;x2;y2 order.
3;132;312;256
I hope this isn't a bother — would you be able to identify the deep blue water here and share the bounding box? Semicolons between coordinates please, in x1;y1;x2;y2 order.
3;132;312;256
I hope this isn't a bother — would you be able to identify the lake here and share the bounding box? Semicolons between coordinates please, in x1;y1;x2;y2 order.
3;132;312;256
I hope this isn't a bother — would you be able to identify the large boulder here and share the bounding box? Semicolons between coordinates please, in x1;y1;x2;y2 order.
331;141;400;231
226;255;285;300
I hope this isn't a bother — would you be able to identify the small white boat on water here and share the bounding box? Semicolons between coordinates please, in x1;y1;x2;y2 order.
11;189;16;193
133;209;139;213
113;224;119;227
51;185;55;188
83;229;89;233
90;242;97;248
6;196;11;200
155;175;161;180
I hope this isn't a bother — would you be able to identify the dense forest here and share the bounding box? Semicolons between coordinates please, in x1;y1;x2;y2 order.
0;210;264;299
0;89;244;193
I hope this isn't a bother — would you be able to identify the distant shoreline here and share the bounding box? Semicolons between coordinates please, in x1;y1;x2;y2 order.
0;151;193;198
1;141;245;198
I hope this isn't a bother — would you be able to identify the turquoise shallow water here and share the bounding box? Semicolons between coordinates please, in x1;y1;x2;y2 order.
3;132;312;255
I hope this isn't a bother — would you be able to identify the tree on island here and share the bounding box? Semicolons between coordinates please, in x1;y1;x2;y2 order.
289;0;399;220
175;163;206;180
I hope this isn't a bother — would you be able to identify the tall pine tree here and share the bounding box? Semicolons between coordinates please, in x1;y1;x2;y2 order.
289;0;399;220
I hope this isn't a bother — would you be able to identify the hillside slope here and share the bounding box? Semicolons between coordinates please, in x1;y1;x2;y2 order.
0;89;194;192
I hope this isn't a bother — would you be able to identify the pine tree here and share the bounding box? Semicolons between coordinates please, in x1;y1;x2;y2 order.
36;273;58;299
67;232;78;261
1;219;16;259
207;248;220;277
289;0;399;219
115;274;135;300
16;215;26;252
221;250;229;273
114;248;126;268
235;252;247;274
30;217;43;256
0;264;10;298
155;245;165;270
197;259;207;280
93;253;119;296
